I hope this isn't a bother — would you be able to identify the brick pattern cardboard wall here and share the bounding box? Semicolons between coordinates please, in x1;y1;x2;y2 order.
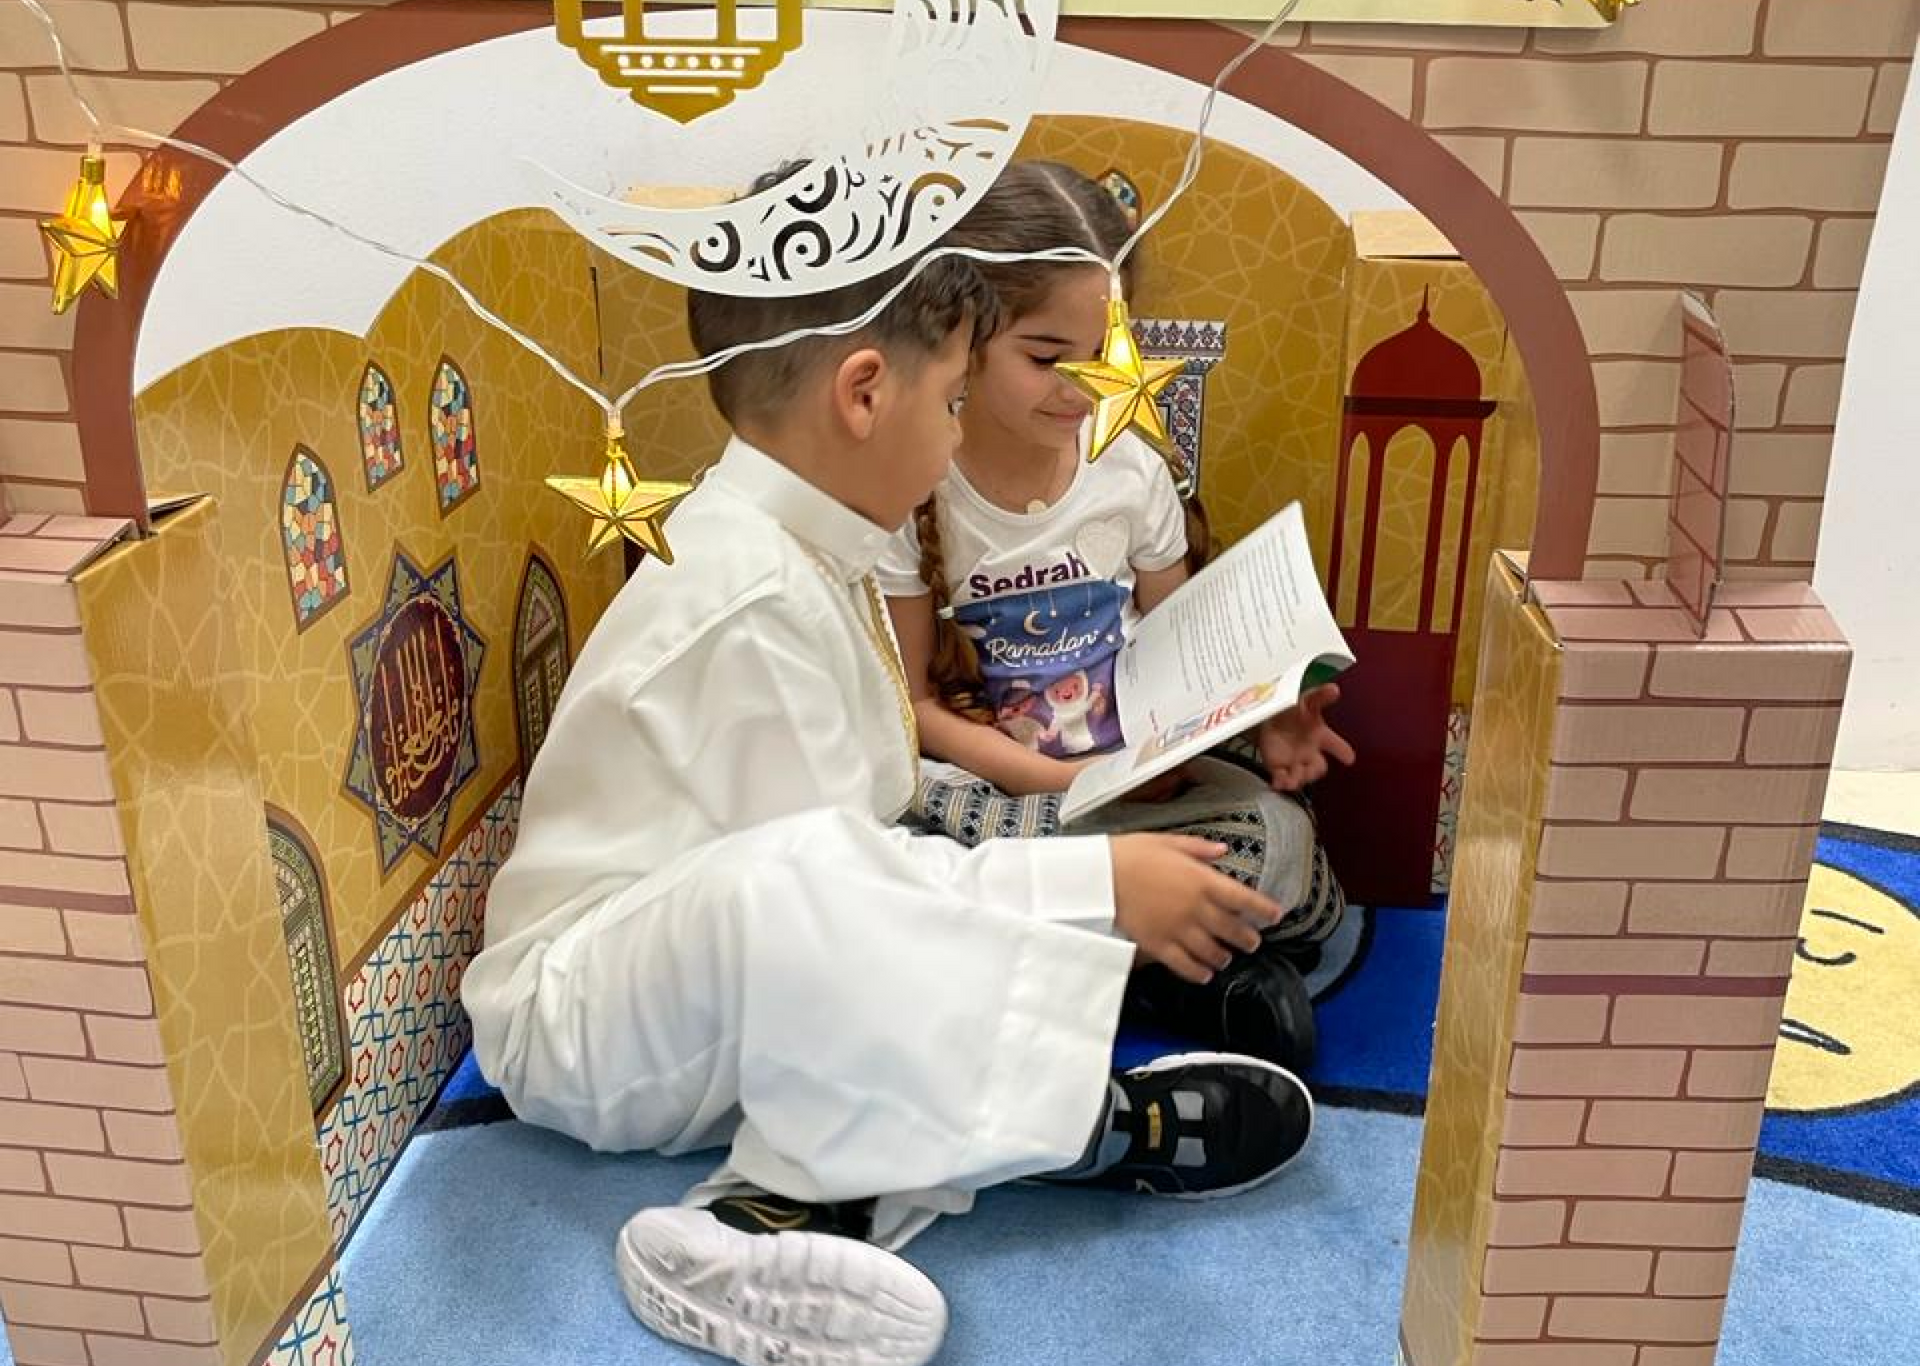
0;514;226;1366
1464;577;1850;1365
0;1;1910;574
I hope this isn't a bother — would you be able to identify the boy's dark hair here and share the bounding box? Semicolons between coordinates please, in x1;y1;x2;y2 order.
686;163;998;426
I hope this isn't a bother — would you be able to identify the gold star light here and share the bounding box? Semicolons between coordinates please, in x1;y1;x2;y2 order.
1055;286;1185;464
546;422;694;562
39;150;123;315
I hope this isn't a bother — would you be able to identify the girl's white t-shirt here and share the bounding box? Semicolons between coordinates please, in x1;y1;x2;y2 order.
876;429;1187;759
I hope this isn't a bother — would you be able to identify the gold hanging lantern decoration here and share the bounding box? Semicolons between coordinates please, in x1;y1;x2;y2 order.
554;0;806;125
39;146;124;315
547;416;695;562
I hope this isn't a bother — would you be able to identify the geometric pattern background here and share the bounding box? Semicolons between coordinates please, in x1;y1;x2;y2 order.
265;1267;357;1366
319;781;521;1246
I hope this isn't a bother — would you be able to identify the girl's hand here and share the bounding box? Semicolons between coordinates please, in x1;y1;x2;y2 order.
1258;684;1357;792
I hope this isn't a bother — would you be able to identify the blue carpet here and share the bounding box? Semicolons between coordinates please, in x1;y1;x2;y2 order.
330;1105;1920;1366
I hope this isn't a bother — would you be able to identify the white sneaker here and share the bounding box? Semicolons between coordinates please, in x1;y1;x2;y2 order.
616;1201;948;1366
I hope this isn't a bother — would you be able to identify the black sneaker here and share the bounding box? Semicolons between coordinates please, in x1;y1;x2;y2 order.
617;1191;947;1366
1051;1052;1314;1200
1121;949;1318;1073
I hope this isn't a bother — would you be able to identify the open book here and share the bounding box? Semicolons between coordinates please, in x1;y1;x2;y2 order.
1060;502;1354;824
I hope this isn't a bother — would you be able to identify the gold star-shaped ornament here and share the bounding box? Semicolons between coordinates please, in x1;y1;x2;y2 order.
1055;291;1185;464
546;430;693;562
39;152;123;315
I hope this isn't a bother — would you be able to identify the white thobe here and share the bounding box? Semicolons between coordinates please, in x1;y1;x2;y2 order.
462;438;1135;1245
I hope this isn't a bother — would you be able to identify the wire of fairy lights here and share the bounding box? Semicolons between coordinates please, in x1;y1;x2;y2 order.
17;0;1303;429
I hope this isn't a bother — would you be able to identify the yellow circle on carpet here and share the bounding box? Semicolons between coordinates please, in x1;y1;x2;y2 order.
1768;863;1920;1114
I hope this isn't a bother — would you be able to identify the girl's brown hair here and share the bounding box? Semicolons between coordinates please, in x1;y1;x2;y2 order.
915;162;1214;721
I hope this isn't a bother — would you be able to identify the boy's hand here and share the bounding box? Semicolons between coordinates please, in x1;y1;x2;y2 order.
1257;683;1357;792
1109;834;1284;984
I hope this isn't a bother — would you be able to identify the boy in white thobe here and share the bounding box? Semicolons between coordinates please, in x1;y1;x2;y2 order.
463;244;1315;1366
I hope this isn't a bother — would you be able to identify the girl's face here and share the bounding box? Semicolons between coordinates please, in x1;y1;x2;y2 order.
965;265;1112;452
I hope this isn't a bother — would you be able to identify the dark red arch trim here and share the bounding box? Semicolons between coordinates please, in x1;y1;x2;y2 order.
75;3;1597;576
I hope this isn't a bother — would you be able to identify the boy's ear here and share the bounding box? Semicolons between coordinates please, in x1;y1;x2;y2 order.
831;347;888;440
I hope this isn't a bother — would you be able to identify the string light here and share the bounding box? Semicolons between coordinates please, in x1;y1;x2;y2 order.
38;142;122;313
14;0;1305;552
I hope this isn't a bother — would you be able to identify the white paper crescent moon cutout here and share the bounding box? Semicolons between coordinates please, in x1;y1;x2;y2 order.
530;0;1059;297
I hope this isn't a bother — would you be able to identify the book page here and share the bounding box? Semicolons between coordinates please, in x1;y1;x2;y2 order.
1061;503;1353;824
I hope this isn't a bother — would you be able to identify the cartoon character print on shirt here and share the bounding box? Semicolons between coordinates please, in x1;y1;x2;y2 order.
956;575;1128;759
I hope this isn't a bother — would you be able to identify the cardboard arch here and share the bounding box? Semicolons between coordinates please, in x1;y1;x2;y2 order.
73;1;1597;577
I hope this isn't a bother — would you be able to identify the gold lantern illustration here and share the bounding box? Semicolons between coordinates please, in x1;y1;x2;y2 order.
555;0;806;125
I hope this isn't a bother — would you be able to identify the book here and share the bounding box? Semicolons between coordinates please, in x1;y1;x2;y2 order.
1059;501;1354;824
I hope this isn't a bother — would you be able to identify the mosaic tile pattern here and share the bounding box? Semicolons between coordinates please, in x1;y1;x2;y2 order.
265;1266;356;1366
1135;317;1226;492
1432;705;1471;893
358;361;404;492
282;445;350;629
429;358;480;514
318;781;521;1247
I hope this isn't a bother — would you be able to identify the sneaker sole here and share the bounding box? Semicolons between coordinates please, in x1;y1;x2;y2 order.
1125;1050;1316;1202
617;1206;948;1366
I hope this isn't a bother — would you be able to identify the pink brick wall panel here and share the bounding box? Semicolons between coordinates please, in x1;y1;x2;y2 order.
1501;1099;1589;1147
1537;826;1726;881
1523;938;1707;977
1529;882;1629;937
0;1005;85;1056
1628;882;1804;937
0;1100;102;1152
1566;1198;1746;1249
82;1335;223;1366
0;905;65;955
1558;644;1652;701
0;959;152;1017
1472;1344;1635;1366
0;1193;122;1247
1611;997;1785;1048
1511;997;1610;1046
63;911;144;964
1495;1147;1673;1198
140;1293;219;1344
1653;1249;1740;1299
1628;767;1831;825
69;1246;208;1300
1509;1047;1687;1099
0;1278;145;1334
21;1058;171;1111
82;1016;165;1066
1487;1199;1570;1248
1475;1295;1549;1340
1649;648;1848;702
1724;825;1821;880
1682;1048;1778;1101
1702;938;1797;978
120;1208;196;1255
100;1111;183;1163
1584;1100;1764;1151
2;1324;89;1366
0;1236;74;1286
42;1153;193;1207
1542;766;1629;822
1670;1150;1759;1200
1547;1295;1729;1344
1482;1247;1653;1296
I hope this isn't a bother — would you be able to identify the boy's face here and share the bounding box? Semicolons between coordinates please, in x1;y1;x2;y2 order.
860;323;973;528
